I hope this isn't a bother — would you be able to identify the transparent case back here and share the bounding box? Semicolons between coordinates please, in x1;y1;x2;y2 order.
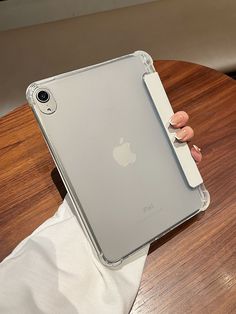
26;51;210;267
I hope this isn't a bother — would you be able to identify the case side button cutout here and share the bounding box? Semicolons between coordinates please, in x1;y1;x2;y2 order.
143;72;203;188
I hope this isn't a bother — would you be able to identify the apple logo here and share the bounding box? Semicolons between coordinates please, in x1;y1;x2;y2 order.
113;138;136;167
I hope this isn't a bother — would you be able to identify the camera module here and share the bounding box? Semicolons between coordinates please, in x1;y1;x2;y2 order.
37;90;50;103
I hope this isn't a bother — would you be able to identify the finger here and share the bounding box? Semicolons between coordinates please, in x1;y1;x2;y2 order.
175;126;194;142
191;145;202;164
169;111;189;128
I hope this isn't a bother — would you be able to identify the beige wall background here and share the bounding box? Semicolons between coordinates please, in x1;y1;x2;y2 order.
0;0;155;31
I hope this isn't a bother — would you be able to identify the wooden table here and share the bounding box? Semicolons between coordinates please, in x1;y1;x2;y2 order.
1;61;236;313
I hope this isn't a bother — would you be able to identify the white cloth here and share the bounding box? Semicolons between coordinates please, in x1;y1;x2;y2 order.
0;196;149;314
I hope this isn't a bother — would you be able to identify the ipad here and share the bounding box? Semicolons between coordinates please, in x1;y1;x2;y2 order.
26;51;209;266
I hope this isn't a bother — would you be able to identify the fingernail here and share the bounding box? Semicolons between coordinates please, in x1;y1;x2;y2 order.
175;129;187;140
193;144;201;152
169;114;183;126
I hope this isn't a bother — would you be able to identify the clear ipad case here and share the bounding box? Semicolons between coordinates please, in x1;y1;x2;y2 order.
26;51;210;267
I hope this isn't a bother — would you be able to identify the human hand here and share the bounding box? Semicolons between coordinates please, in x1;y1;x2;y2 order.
169;111;202;164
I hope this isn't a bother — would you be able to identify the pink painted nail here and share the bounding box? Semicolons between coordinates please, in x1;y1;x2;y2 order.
193;144;201;152
169;114;183;126
175;129;186;140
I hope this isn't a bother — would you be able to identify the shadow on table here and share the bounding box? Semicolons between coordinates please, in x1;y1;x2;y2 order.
51;167;67;199
51;167;205;256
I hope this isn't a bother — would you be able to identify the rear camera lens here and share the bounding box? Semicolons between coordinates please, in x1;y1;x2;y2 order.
37;90;50;103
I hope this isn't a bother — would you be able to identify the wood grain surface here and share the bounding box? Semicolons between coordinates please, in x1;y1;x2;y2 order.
0;60;236;313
